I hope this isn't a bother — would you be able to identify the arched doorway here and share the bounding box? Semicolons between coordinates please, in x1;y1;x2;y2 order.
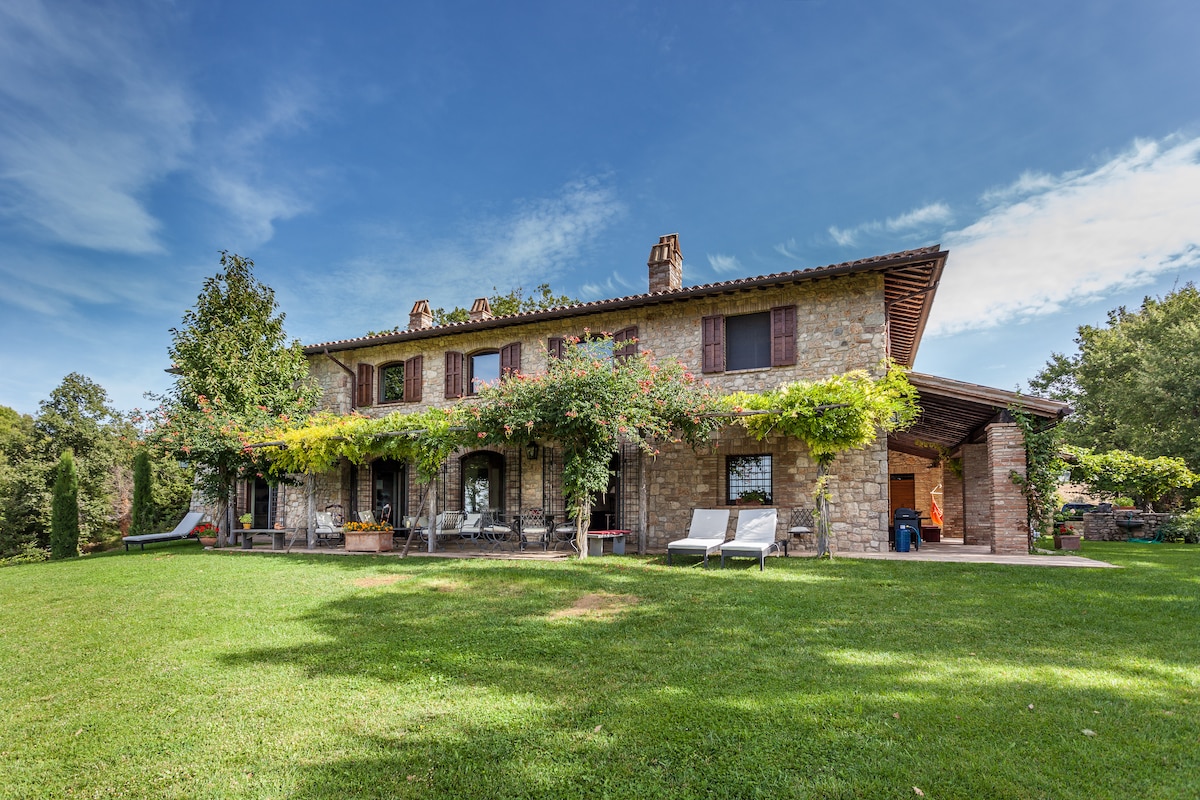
461;451;505;514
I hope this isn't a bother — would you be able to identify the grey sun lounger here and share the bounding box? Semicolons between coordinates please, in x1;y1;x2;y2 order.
666;509;731;566
122;511;206;551
720;508;781;570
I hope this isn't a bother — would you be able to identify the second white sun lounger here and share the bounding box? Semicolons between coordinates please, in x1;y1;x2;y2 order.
720;508;780;570
666;509;731;566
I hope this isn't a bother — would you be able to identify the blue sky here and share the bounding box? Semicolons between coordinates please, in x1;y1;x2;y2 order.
3;0;1199;416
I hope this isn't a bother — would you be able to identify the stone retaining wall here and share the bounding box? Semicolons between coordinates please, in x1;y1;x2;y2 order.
1082;511;1172;541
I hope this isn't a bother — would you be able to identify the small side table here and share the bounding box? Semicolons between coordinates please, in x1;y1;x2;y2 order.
586;530;630;556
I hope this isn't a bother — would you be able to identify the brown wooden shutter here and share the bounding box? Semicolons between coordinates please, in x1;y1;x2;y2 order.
547;336;565;360
403;355;423;402
356;363;374;407
444;352;463;398
614;326;639;361
500;342;521;377
701;315;724;373
771;305;797;366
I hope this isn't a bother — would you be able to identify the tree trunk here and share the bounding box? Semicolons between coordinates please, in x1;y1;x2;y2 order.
215;470;230;548
815;459;832;557
575;508;590;559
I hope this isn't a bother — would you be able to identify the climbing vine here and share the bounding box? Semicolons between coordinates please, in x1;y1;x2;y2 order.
725;363;919;556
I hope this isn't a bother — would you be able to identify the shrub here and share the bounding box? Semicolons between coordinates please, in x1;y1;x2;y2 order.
50;450;80;560
129;449;153;535
1158;508;1200;544
0;542;50;567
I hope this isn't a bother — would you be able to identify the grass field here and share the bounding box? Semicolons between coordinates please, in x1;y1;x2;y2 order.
1;542;1197;799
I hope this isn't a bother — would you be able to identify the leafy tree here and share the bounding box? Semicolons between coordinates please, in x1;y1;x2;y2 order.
151;252;320;546
470;335;721;556
32;374;125;549
0;406;37;556
50;450;80;559
727;365;920;557
1031;285;1200;471
1065;447;1197;512
433;284;577;326
129;449;153;535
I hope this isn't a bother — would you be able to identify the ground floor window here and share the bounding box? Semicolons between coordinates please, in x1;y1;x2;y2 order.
727;454;773;504
461;451;505;514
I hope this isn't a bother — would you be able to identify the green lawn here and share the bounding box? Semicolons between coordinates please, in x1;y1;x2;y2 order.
1;543;1197;799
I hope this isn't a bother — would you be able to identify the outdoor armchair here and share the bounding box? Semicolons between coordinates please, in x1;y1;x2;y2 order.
519;508;550;551
666;509;731;566
719;508;781;570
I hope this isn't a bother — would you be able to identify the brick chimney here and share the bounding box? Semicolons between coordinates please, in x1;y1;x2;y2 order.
409;299;433;330
648;233;682;293
469;297;493;322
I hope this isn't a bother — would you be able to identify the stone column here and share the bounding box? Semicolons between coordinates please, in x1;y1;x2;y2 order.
986;422;1028;555
961;443;989;546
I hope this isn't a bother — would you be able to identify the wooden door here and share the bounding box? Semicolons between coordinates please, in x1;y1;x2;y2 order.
889;474;916;521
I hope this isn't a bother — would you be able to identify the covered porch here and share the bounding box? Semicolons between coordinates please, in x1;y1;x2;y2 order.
887;372;1070;555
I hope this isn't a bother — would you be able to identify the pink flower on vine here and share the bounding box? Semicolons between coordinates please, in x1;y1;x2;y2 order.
477;432;487;438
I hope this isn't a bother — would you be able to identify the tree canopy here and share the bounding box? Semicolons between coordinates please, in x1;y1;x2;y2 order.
1031;284;1200;472
470;335;722;553
1065;447;1197;511
150;252;320;543
433;284;577;325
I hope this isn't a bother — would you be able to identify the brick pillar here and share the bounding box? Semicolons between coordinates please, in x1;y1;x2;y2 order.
986;422;1028;555
961;443;989;545
942;467;964;538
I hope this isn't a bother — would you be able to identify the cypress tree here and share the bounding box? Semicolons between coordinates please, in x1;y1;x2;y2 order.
130;449;153;535
50;450;80;559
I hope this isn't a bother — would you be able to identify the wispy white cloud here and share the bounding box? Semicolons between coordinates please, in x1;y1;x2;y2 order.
0;0;192;254
292;178;625;339
706;253;743;273
0;1;317;257
928;135;1200;336
774;238;804;260
828;202;953;247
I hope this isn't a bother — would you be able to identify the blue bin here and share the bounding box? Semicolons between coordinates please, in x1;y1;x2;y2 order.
895;525;912;552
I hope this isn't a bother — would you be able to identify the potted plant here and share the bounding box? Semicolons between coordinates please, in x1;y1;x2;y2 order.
342;520;394;552
238;512;253;530
191;522;218;548
1052;512;1081;550
736;489;771;506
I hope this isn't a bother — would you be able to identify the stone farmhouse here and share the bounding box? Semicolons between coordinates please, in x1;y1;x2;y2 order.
239;234;1067;555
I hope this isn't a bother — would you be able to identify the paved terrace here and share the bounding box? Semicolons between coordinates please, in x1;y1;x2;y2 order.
216;536;1118;568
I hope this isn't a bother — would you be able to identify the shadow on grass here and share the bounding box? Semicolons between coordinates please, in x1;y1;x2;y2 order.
211;549;1200;799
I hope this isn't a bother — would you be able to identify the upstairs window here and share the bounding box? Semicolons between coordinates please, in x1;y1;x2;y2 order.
378;356;423;403
469;351;500;394
726;312;771;371
379;363;405;403
702;306;796;373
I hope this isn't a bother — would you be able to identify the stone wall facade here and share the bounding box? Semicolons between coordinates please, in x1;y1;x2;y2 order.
288;273;895;551
308;273;889;417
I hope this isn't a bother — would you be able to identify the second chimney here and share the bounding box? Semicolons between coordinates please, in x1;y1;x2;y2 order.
409;299;433;330
470;297;493;322
648;233;682;293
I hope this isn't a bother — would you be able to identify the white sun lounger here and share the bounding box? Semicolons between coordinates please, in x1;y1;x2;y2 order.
720;508;781;570
122;511;206;551
666;509;731;566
